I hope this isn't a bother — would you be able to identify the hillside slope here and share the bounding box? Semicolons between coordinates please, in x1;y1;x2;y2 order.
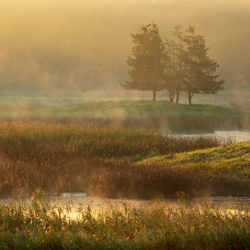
138;141;250;180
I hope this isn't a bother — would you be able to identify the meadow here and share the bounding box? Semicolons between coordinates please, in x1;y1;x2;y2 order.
1;99;250;249
1;99;250;133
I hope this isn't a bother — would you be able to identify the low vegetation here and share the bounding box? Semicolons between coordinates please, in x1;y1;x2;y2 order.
141;142;250;179
35;100;249;117
1;100;250;133
0;122;221;160
0;122;249;199
0;115;250;248
1;196;250;249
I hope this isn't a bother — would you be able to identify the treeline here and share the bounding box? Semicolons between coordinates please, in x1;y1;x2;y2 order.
121;23;225;105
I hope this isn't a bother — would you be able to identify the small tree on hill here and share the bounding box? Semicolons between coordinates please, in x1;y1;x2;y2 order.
182;26;225;105
164;39;177;102
120;23;167;101
172;26;186;104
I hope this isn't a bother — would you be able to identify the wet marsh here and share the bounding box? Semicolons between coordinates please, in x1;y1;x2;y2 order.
1;100;250;248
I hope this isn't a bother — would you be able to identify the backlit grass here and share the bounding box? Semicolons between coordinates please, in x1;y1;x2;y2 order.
1;196;250;249
0;122;249;198
1;121;250;248
139;142;250;181
0;122;220;161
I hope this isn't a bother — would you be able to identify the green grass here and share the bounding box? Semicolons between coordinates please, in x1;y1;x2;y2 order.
0;100;249;133
138;142;250;181
34;100;250;117
28;100;250;133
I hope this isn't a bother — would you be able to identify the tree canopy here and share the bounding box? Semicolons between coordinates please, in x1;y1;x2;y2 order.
120;23;167;101
181;26;225;105
121;23;225;104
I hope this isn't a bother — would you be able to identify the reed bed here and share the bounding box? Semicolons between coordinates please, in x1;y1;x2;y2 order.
0;122;229;197
0;122;248;198
0;122;221;161
1;196;250;249
2;157;249;199
0;113;250;133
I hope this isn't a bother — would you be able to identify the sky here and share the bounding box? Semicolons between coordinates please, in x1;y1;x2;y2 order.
0;0;249;95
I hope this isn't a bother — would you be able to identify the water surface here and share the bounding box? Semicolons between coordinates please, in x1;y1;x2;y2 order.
174;131;250;144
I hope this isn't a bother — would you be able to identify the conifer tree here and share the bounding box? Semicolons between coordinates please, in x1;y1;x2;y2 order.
120;23;167;101
164;39;176;102
172;26;185;104
182;26;225;105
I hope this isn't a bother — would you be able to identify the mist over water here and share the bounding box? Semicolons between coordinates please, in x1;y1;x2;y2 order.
0;0;249;95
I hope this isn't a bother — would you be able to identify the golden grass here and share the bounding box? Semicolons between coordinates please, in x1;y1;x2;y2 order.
0;122;249;198
139;142;250;180
1;195;250;249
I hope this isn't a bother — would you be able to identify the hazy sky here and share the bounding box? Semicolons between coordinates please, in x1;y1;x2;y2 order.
0;0;249;94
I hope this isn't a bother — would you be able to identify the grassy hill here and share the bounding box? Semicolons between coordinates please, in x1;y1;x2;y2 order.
0;100;249;133
137;141;250;181
34;100;249;118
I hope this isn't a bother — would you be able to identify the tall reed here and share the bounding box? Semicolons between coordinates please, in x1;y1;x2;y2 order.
0;122;221;161
1;196;250;249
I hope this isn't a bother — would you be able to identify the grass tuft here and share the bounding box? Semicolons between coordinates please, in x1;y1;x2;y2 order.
1;196;250;249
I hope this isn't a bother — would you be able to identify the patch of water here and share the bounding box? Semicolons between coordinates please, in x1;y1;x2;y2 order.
1;193;250;213
174;131;250;144
1;193;250;220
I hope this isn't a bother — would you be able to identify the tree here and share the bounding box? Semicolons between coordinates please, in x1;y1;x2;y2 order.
164;39;176;102
120;23;167;101
172;26;185;104
164;27;185;104
181;26;225;105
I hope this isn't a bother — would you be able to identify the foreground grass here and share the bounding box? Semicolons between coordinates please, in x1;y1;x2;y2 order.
1;196;250;249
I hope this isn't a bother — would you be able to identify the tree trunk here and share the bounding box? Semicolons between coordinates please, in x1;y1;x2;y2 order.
169;89;174;102
152;90;156;101
176;88;179;103
188;91;192;105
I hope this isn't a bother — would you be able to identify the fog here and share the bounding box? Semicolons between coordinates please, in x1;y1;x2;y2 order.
0;0;249;95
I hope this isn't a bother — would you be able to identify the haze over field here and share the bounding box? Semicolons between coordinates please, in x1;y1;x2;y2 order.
0;0;249;95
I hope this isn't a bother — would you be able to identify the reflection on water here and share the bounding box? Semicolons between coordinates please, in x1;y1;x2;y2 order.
175;131;250;144
0;193;157;219
47;193;250;208
1;193;250;219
